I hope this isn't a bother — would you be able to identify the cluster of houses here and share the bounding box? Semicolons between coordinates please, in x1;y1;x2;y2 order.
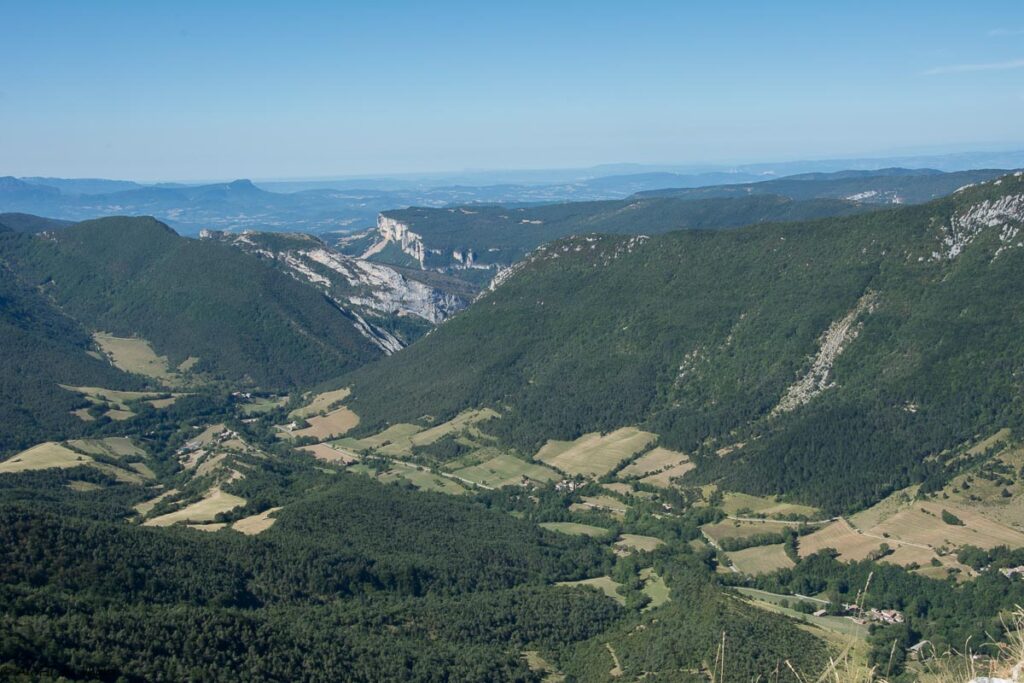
810;603;905;625
554;479;583;493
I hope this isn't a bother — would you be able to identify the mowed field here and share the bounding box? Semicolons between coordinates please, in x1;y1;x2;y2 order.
800;494;1024;575
540;522;613;538
300;443;360;465
143;488;246;527
617;447;694;487
375;462;468;495
289;388;351;420
285;406;360;441
727;544;795;575
94;333;182;384
232;507;283;535
340;409;499;458
572;495;631;519
450;452;560;488
708;488;820;518
536;427;656;478
0;442;90;473
0;441;146;484
66;437;144;459
639;568;671;609
702;519;794;544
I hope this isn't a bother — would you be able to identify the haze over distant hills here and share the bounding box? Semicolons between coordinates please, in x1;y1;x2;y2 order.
2;149;1022;235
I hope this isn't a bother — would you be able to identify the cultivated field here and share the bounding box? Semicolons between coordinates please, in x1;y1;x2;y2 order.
451;452;560;488
285;406;360;441
618;447;693;488
232;507;283;535
798;519;884;561
602;482;634;496
143;488;246;526
736;588;867;639
67;437;144;459
300;443;360;465
540;522;613;538
289;388;351;419
727;544;796;575
873;501;1024;551
702;519;793;543
615;534;665;553
408;409;499;448
536;427;656;478
639;461;697;488
572;495;631;518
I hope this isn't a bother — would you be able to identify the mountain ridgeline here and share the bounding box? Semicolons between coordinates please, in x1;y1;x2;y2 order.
344;167;1009;276
343;172;1024;513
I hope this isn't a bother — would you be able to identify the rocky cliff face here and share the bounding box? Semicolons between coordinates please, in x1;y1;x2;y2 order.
369;215;426;266
202;230;467;352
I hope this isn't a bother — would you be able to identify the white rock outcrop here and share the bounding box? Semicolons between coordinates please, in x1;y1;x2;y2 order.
772;291;879;415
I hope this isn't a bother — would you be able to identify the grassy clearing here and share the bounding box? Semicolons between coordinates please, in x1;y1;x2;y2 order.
283;406;360;441
94;333;181;384
133;488;179;516
60;385;164;412
289;388;351;420
377;462;468;495
615;534;665;553
143;488;246;527
640;567;670;609
556;576;625;605
0;442;90;473
727;543;796;575
67;437;144;459
232;507;283;535
67;480;103;492
300;443;360;465
536;427;656;478
450;452;560;488
240;395;288;415
522;651;565;683
602;482;634;496
104;408;135;421
71;408;95;422
539;522;613;538
709;488;820;518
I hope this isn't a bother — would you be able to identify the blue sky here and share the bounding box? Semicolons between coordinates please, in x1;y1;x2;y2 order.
1;0;1022;180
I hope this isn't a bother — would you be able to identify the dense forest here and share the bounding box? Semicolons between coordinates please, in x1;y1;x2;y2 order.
344;174;1024;513
0;217;381;388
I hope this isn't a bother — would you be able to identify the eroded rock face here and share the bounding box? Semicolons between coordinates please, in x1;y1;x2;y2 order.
203;230;467;352
934;190;1024;261
371;215;426;266
772;291;879;415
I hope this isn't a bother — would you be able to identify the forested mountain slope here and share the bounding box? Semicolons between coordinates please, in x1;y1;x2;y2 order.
0;260;144;454
0;217;381;389
343;173;1024;513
